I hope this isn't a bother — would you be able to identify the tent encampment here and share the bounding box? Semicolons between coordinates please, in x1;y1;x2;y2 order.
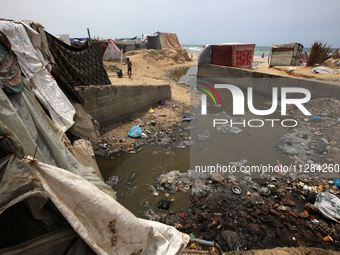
113;37;141;53
268;43;303;67
146;32;181;50
103;39;126;61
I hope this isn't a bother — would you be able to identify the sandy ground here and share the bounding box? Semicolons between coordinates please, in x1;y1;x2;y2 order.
98;49;196;150
253;57;340;85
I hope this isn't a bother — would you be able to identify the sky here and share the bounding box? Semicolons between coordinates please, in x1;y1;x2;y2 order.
1;0;339;47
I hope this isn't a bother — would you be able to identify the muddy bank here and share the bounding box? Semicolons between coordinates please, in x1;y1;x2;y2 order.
152;170;340;253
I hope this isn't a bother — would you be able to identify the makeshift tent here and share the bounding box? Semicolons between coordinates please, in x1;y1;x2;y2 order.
0;85;189;253
114;39;137;53
198;43;256;68
146;32;181;50
268;43;303;67
55;34;71;45
103;39;126;61
0;19;190;254
45;31;111;86
0;21;76;132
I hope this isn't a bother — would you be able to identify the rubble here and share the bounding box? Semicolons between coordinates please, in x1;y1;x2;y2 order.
152;168;340;252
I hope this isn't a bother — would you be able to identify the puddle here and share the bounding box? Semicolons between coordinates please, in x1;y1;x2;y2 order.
97;145;191;218
171;66;197;85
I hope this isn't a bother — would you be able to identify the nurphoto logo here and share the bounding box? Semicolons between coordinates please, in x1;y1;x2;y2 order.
198;83;312;128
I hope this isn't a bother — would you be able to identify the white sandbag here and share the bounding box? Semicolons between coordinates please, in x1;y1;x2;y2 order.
314;192;340;223
32;160;189;255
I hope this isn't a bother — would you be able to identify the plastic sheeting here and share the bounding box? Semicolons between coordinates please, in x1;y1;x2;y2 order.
198;45;212;66
0;21;75;132
0;32;24;93
147;33;181;50
164;33;181;48
0;81;115;198
0;82;189;254
32;159;190;255
103;39;126;61
315;192;340;223
312;66;338;74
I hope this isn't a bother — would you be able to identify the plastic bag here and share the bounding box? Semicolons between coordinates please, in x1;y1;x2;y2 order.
314;192;340;223
333;179;340;189
128;126;143;138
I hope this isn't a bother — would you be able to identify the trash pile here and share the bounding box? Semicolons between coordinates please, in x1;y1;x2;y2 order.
94;98;194;157
151;170;340;252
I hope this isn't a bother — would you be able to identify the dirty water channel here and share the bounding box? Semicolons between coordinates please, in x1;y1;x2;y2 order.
96;66;295;219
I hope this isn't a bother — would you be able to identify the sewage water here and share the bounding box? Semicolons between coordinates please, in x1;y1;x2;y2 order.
97;66;294;218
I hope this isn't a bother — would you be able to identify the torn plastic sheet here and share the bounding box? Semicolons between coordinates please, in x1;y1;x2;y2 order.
0;83;115;198
31;159;190;255
0;21;75;132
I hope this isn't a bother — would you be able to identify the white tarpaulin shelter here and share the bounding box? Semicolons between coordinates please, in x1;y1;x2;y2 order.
0;21;75;132
103;39;126;61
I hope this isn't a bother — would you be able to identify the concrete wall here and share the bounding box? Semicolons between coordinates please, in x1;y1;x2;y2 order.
76;85;171;127
198;64;340;100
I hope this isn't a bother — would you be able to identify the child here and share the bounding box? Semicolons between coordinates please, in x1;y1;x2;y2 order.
123;58;132;77
117;69;123;78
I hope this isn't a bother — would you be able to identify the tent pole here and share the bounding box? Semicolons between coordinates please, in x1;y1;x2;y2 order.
120;49;123;70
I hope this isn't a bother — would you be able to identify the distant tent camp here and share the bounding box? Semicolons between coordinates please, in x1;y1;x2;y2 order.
198;43;256;68
103;39;126;61
146;32;181;50
268;43;303;67
114;37;141;53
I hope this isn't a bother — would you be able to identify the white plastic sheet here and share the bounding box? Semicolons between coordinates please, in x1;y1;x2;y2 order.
0;21;75;132
315;192;340;223
1;83;115;198
32;160;190;255
312;66;338;74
